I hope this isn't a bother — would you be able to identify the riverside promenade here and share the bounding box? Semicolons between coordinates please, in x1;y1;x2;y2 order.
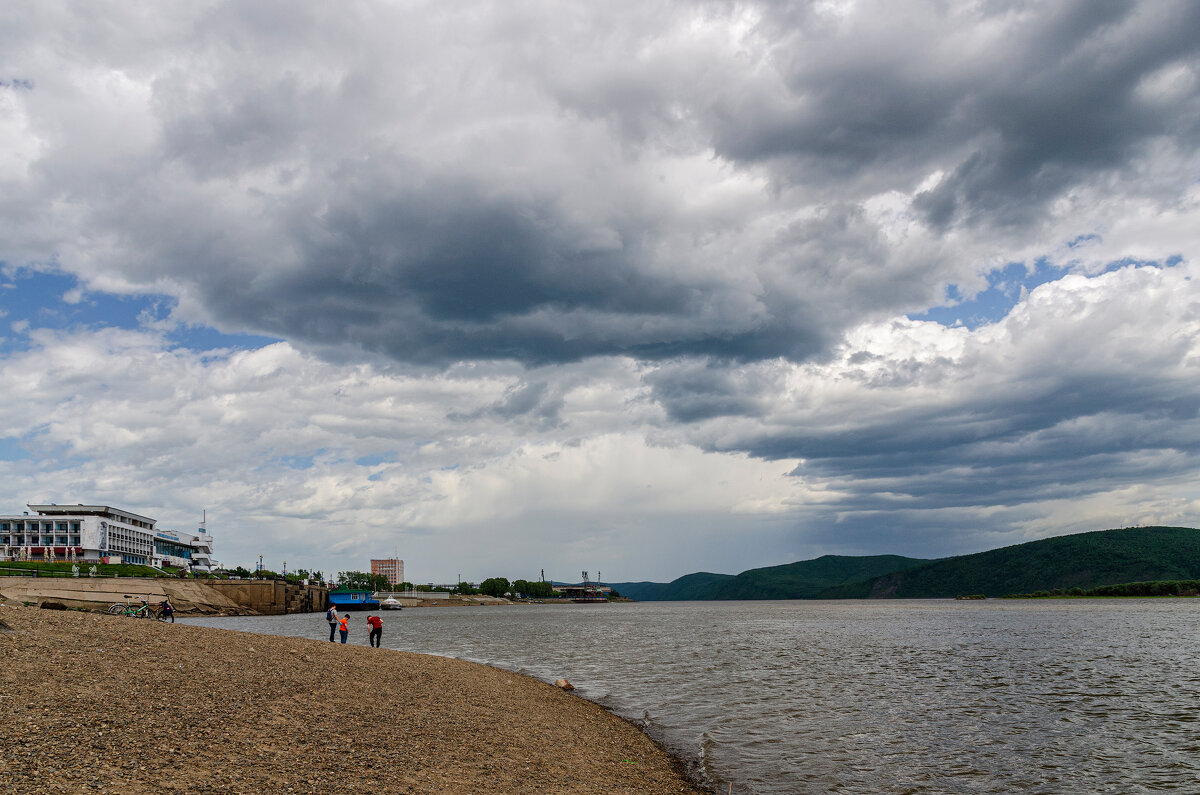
0;604;706;794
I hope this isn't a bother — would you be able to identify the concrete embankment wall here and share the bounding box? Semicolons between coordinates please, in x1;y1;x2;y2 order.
0;577;246;615
0;577;327;616
207;580;326;615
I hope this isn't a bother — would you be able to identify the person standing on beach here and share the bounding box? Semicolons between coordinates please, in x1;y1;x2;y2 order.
366;614;383;647
338;613;349;644
326;604;338;642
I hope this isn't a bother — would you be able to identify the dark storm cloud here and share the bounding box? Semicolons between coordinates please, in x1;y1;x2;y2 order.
735;371;1200;466
643;358;787;421
214;1;1199;363
8;0;1198;369
714;0;1200;226
631;259;1200;547
447;378;565;430
193;171;793;365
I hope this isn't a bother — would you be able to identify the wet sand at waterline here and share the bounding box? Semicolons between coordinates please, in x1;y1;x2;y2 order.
0;605;706;794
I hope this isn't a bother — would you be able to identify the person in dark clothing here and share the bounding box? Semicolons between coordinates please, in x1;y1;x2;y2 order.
326;605;338;642
366;614;383;647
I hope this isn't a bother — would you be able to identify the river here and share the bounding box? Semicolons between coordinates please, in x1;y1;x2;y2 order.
182;599;1200;793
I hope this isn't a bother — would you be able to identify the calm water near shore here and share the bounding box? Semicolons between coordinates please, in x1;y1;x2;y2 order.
183;599;1200;793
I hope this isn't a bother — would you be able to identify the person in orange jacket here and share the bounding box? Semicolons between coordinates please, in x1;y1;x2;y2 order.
338;613;350;644
366;613;383;647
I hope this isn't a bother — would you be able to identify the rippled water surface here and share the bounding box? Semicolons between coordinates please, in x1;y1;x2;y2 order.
183;599;1200;793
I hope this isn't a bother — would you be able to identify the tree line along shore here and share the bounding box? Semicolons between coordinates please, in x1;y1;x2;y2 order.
0;604;707;794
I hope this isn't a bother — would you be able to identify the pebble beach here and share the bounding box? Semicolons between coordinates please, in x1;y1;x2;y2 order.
0;605;708;794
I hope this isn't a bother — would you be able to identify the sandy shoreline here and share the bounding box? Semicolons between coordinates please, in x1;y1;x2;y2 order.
0;604;709;794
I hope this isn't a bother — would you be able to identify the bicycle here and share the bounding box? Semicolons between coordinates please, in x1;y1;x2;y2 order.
106;595;139;614
107;596;154;617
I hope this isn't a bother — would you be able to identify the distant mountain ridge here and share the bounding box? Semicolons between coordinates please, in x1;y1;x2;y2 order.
612;554;929;600
611;527;1200;600
820;526;1200;598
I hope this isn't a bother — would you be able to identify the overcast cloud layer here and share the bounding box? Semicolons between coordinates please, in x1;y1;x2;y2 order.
2;1;1199;581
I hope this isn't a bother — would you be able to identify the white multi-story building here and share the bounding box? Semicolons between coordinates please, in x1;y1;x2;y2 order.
0;504;218;570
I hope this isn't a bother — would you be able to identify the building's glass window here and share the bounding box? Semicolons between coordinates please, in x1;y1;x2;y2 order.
57;536;68;545
42;536;54;545
70;522;80;532
56;522;67;532
0;536;8;545
0;523;8;532
11;523;21;532
70;536;80;546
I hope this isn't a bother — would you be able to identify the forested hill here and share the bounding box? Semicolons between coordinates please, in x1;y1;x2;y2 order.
612;572;735;601
612;554;928;601
818;526;1200;599
611;526;1200;601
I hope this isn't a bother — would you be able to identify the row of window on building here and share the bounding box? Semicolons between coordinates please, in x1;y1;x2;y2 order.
1;521;82;533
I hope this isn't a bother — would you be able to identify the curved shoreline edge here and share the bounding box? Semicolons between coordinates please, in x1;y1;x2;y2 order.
468;655;713;793
0;605;711;794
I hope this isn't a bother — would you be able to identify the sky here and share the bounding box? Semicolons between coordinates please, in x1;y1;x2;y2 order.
2;0;1199;584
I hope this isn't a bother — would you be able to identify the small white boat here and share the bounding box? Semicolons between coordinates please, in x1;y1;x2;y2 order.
381;597;403;610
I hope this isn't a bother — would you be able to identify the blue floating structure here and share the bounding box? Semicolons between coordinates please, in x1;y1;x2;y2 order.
328;589;380;611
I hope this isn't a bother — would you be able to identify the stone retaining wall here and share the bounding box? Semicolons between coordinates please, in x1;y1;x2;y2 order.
0;577;247;615
207;580;326;615
0;577;328;615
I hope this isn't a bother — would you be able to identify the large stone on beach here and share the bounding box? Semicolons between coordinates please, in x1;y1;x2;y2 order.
555;678;574;690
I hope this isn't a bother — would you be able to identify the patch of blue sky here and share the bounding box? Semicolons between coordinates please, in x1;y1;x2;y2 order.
355;453;394;467
0;270;155;351
910;259;1066;329
1101;253;1184;272
0;437;32;462
0;431;79;468
911;254;1182;329
275;454;318;470
164;324;280;353
0;267;279;354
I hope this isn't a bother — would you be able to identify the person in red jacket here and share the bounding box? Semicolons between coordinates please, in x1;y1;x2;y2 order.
366;614;383;647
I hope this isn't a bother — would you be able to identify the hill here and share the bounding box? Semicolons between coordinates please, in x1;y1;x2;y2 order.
611;554;928;601
708;554;930;599
818;526;1200;598
612;572;735;601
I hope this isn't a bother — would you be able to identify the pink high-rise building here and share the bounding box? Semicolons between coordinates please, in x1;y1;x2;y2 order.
371;557;405;586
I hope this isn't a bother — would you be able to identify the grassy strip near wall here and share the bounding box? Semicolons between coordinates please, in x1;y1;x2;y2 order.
0;561;163;578
1003;579;1200;598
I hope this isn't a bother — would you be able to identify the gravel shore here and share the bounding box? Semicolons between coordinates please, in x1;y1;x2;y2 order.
0;604;708;794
